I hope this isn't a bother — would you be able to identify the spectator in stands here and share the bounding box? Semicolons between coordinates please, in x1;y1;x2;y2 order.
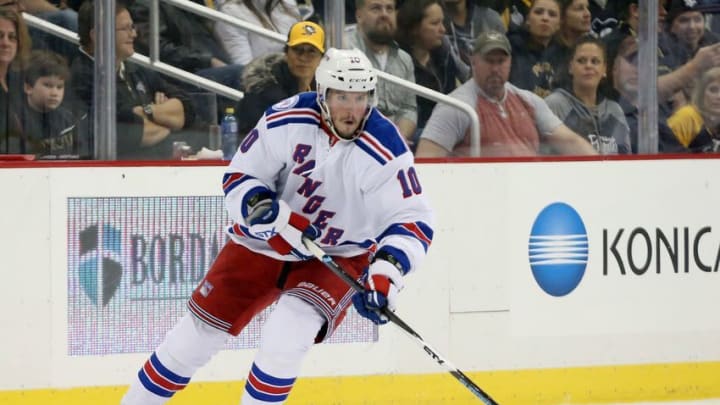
496;0;614;36
611;35;640;152
604;0;720;116
442;0;505;78
508;0;563;97
494;0;530;33
610;35;683;154
15;0;79;62
214;0;302;65
557;0;592;50
235;20;324;137
309;0;356;24
72;1;199;160
665;66;720;153
19;50;82;157
545;36;630;154
396;0;462;137
0;7;29;153
666;0;720;63
346;0;417;143
415;30;596;157
129;0;243;90
603;0;669;66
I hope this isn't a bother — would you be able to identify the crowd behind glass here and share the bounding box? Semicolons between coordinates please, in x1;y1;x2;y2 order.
1;0;720;160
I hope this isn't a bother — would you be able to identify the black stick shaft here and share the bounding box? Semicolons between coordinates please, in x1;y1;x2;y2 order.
302;238;500;405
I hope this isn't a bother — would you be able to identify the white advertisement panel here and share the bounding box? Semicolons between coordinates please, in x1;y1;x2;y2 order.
506;160;720;336
2;159;720;393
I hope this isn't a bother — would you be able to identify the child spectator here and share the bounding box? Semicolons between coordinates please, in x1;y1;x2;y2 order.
20;50;80;157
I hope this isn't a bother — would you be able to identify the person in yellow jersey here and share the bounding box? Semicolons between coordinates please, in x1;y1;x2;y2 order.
665;67;720;153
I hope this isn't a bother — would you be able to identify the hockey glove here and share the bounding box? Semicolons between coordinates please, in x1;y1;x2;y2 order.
247;199;320;260
352;258;404;325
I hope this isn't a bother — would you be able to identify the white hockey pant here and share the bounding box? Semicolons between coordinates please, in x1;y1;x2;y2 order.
241;294;326;404
120;312;230;404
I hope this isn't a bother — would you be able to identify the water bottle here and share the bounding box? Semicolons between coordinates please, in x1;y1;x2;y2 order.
221;107;238;160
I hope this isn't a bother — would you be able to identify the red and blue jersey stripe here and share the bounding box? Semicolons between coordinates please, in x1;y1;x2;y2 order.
266;108;321;129
354;110;408;165
380;221;433;253
222;172;254;196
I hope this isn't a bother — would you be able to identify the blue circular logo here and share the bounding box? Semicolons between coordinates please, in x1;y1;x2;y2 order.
528;202;588;297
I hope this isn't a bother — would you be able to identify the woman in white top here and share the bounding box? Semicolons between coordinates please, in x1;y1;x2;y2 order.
215;0;302;65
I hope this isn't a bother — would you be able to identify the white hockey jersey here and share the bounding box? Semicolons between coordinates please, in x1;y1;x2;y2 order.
222;92;433;275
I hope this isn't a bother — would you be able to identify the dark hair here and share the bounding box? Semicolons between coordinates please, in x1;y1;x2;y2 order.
24;50;70;85
557;0;578;17
78;0;130;48
396;0;442;50
0;8;31;70
556;36;609;95
529;0;562;11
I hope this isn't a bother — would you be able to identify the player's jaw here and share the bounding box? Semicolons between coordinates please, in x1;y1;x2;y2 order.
332;114;362;138
325;90;370;139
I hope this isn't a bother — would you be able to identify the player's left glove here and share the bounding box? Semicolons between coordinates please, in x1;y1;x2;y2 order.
352;258;404;325
247;199;320;260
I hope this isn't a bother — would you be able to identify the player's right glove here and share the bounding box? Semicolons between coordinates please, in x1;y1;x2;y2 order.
352;258;404;325
246;199;320;260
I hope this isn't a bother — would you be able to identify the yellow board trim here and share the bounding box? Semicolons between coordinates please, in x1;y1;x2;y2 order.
2;362;720;404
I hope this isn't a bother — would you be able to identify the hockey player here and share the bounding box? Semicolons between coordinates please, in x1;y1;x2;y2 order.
120;47;434;404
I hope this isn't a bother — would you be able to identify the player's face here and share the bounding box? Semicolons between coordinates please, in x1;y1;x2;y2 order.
25;75;65;112
115;10;136;61
326;89;369;139
703;79;720;117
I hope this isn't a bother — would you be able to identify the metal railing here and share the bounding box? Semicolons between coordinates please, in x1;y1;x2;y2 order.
25;0;482;156
158;0;482;155
22;12;244;101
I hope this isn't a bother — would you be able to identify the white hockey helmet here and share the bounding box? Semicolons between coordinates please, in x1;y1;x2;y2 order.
315;47;377;140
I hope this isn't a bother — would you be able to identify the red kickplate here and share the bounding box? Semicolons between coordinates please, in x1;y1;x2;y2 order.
0;154;36;161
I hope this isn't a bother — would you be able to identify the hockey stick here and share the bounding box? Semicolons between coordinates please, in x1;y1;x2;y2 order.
301;237;500;405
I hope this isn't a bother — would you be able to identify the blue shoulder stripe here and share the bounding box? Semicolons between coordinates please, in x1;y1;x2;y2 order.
266;92;321;116
353;109;409;165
